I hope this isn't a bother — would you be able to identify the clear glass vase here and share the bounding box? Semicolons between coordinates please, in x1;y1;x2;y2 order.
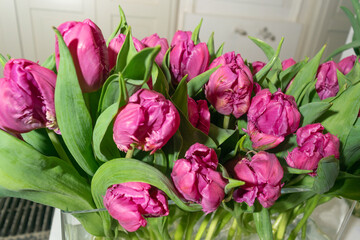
60;199;357;240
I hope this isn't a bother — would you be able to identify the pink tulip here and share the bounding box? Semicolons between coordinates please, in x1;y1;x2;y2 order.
104;182;169;232
142;33;169;66
108;34;145;70
251;61;266;75
286;123;340;176
281;58;296;70
55;19;109;93
113;89;180;154
170;30;209;83
170;30;192;47
0;59;58;134
187;97;210;134
231;151;283;208
171;143;227;213
315;61;339;100
205;52;253;118
337;55;358;75
246;89;301;150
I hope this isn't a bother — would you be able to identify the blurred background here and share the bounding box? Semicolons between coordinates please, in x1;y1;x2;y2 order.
0;0;353;76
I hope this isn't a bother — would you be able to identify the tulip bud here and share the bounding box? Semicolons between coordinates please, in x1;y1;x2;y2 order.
337;55;358;75
0;59;58;134
187;97;210;134
55;19;109;93
171;143;227;213
251;61;266;75
104;182;169;232
281;58;296;70
246;89;301;150
205;52;253;118
315;61;339;100
170;31;209;83
170;30;192;47
113;89;180;154
231;151;283;208
286;123;339;176
108;34;145;70
142;33;169;66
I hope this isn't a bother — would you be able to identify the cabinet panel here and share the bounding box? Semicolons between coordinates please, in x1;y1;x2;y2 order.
183;13;301;62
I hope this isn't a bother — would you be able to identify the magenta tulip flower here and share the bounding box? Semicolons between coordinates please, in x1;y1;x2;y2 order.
170;30;209;84
104;182;169;232
142;33;169;66
251;61;266;75
205;52;253;118
0;59;58;134
231;151;283;208
188;97;210;134
55;19;109;92
337;55;358;75
108;33;145;70
246;89;301;150
315;61;339;100
286;123;340;176
171;143;228;213
113;89;180;154
281;58;296;70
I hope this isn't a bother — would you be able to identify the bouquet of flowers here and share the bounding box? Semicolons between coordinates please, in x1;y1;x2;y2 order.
1;2;360;240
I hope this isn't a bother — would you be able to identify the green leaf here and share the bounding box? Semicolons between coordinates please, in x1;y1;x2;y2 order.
271;191;315;213
341;7;360;41
162;130;183;170
41;53;57;72
152;64;170;97
286;167;314;175
325;40;360;61
207;32;215;61
345;59;360;84
286;45;325;104
0;53;7;67
249;36;282;70
224;178;245;194
328;172;360;200
123;46;161;85
171;75;189;117
0;130;104;236
53;27;98;176
254;38;284;83
191;18;203;45
215;43;224;58
208;123;237;146
343;118;360;170
106;5;128;46
187;66;220;97
21;129;57;156
114;27;138;73
253;207;273;240
279;60;307;91
98;74;120;113
299;102;332;126
312;156;339;194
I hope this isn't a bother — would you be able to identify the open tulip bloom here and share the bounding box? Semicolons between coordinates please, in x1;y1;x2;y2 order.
1;4;360;240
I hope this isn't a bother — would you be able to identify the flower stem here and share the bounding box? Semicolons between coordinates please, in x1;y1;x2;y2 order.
227;218;237;240
125;144;136;159
223;115;231;129
288;194;321;240
274;210;292;240
46;130;73;166
205;209;223;240
185;212;202;240
194;213;212;240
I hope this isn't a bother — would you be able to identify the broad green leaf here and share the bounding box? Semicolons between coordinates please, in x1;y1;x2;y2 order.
153;149;168;173
0;130;104;236
254;38;284;83
106;5;128;46
325;40;360;61
328;170;360;200
171;76;188;117
336;69;351;95
286;46;325;104
187;66;220;97
224;178;245;194
341;7;360;41
320;81;360;145
312;156;339;194
53;27;98;176
207;32;215;61
270;191;315;213
345;59;360;84
98;74;120;114
191;18;203;45
21;128;57;156
299;102;332;126
279;60;307;91
41;53;56;72
161;48;173;87
249;36;282;70
162;130;183;170
253;207;273;240
114;27;138;73
208;123;237;146
0;53;7;67
123;46;161;85
286;167;314;175
342;117;360;170
152;64;170;97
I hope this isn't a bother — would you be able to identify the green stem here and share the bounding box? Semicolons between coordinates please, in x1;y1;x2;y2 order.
227;218;237;240
205;209;223;240
194;213;212;240
288;195;321;240
47;130;73;166
125;144;135;159
174;215;188;240
274;211;292;240
185;212;202;240
223;115;231;129
301;223;307;240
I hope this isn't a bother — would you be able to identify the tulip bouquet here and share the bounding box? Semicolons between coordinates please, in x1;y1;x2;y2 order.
1;3;360;240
